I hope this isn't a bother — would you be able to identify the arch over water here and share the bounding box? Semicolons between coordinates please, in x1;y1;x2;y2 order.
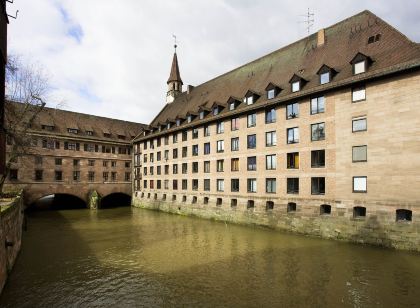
100;192;131;209
29;194;87;211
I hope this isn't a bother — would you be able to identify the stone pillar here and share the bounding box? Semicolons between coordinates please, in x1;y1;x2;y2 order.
87;190;101;210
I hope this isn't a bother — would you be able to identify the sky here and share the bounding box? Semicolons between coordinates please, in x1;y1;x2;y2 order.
7;0;420;124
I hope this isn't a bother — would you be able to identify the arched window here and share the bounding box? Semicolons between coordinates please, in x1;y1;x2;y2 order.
396;209;412;222
320;204;331;215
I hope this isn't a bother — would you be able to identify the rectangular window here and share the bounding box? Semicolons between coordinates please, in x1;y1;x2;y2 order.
111;172;117;182
265;131;277;146
192;128;199;139
247;178;257;193
173;133;178;143
111;161;117;167
164;180;169;190
311;150;325;167
173;164;178;174
213;107;219;116
173;148;178;159
217;159;224;172
192;162;199;173
266;154;276;170
199;111;205;119
192;144;199;156
156;152;161;161
287;127;299;144
311;122;325;141
88;171;95;182
217;140;224;153
287;152;299;169
287;178;299;194
182;163;188;174
292;81;300;92
231;118;240;131
320;72;330;84
311;96;325;114
182;179;187;190
286;102;299;119
204;179;210;191
217;179;224;192
229;102;236;110
216;122;224;134
267;89;275;99
103;172;109;182
182;146;187;158
157;166;161;175
55;158;62;165
73;159;80;167
192;179;198;191
88;160;95;166
265;108;276;123
204;142;211;155
35;156;43;165
353;145;367;162
247;113;256;127
311;177;325;195
204;125;210;136
204;161;210;173
73;171;80;182
247;134;256;149
157;180;162;190
54;170;62;181
9;169;18;181
125;172;130;181
353;176;367;193
245;96;254;105
231;158;239;171
352;86;366;102
164;165;169;175
182;130;188;141
247;156;257;171
352;117;367;132
231;179;239;192
354;61;365;74
231;137;239;151
266;178;276;193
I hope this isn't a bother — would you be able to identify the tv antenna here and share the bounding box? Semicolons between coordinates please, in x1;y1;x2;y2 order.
299;8;314;34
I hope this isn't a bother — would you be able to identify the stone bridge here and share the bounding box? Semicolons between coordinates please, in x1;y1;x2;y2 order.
4;182;132;209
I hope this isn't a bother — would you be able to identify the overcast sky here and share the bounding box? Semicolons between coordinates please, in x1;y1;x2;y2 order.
7;0;420;124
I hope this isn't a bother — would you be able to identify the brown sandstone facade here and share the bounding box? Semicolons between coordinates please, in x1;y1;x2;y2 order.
132;10;420;251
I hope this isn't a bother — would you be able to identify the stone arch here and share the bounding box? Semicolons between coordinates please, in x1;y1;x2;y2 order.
99;192;131;209
28;193;87;211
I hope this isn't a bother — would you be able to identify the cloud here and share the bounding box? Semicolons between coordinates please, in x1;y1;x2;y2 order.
6;0;420;124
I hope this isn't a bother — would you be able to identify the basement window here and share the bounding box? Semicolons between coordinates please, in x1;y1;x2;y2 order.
247;200;255;209
154;193;157;200
182;196;187;202
353;206;366;218
162;194;166;200
231;199;237;208
192;196;197;204
216;198;222;206
203;197;209;204
396;209;412;222
320;204;331;215
287;202;297;213
266;201;274;211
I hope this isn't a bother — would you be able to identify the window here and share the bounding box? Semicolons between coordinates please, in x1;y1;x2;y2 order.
204;179;210;191
352;86;366;102
182;147;187;158
73;159;80;167
231;179;239;192
245;95;254;105
125;161;130;168
292;81;300;92
182;130;188;141
267;89;275;100
231;118;240;131
204;125;210;136
247;113;256;127
35;156;43;165
311;177;325;195
173;133;178;143
216;198;222;206
54;170;62;181
173;164;178;174
229;102;236;111
287;152;299;169
353;176;367;193
231;199;238;207
286;103;299;119
266;154;276;170
55;158;62;165
311;96;325;114
265;131;277;146
103;172;109;181
192;162;199;173
216;122;224;134
311;150;325;167
88;171;95;182
217;159;224;172
199;111;205;120
311;123;325;141
247;156;256;171
88;160;95;167
204;142;211;155
352;117;367;132
192;179;198;190
111;161;117;167
231;158;239;171
287;127;299;144
157;166;161;175
396;209;412;222
9;169;18;180
266;178;276;193
320;72;330;84
204;161;210;173
68;128;78;134
320;204;331;215
157;138;161;147
213;106;219;116
182;163;188;174
352;146;367;162
247;134;256;149
247;200;255;209
73;171;80;182
217;179;224;192
266;201;274;210
287;202;297;213
353;206;366;218
354;61;365;74
247;178;257;193
231;137;239;151
192;128;199;139
217;140;224;153
103;160;109;167
164;180;169;189
192;144;199;156
149;153;154;163
149;179;154;188
187;115;192;123
203;197;209;204
173;148;178;159
143;167;147;176
164;165;169;175
265;108;276;123
287;178;299;194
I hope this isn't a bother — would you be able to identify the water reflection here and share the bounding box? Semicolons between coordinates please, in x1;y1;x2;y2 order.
1;207;420;307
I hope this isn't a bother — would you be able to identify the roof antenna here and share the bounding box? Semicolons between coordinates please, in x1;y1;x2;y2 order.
299;8;314;34
172;34;178;53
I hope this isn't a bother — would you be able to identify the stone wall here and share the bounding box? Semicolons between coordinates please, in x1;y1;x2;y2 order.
0;192;24;294
133;194;420;252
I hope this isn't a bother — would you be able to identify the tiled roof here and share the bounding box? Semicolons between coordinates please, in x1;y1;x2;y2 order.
148;10;420;134
6;101;147;142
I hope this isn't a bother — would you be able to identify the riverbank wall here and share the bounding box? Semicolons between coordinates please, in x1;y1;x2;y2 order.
133;195;420;252
0;192;24;293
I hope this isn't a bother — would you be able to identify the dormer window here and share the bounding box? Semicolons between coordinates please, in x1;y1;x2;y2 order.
243;91;260;105
292;81;300;92
229;102;235;110
267;89;275;99
317;65;337;85
244;95;253;105
289;74;307;93
42;125;54;131
118;135;126;140
199;111;205;119
86;130;93;136
213;107;219;116
350;52;372;75
176;119;181;126
265;83;281;99
68;128;78;134
104;133;111;138
167;123;171;129
187;115;192;123
320;72;330;84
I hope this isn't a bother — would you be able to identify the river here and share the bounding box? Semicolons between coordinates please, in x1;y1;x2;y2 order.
1;207;420;307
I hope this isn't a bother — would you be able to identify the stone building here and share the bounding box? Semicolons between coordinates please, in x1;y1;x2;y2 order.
132;10;420;250
4;101;146;208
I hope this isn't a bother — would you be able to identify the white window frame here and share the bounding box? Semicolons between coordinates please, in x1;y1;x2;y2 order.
354;61;366;75
352;86;366;102
353;176;367;193
292;81;300;92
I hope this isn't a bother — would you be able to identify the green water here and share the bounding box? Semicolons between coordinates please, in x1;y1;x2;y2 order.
1;207;420;307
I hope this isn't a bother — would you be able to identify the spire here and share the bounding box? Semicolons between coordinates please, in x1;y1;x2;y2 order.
167;48;183;85
166;37;183;104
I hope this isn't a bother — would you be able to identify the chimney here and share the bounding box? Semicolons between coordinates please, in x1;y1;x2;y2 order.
317;29;325;47
187;85;195;94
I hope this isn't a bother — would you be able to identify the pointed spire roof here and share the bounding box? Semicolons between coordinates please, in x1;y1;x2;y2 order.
167;50;183;85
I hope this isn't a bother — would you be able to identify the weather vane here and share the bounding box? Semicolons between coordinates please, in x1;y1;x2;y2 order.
172;34;178;52
299;8;315;34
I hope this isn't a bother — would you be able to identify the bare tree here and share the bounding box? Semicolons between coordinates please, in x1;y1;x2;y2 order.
0;55;49;193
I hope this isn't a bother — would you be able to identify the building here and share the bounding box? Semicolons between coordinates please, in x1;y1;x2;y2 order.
132;10;420;251
4;101;146;208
